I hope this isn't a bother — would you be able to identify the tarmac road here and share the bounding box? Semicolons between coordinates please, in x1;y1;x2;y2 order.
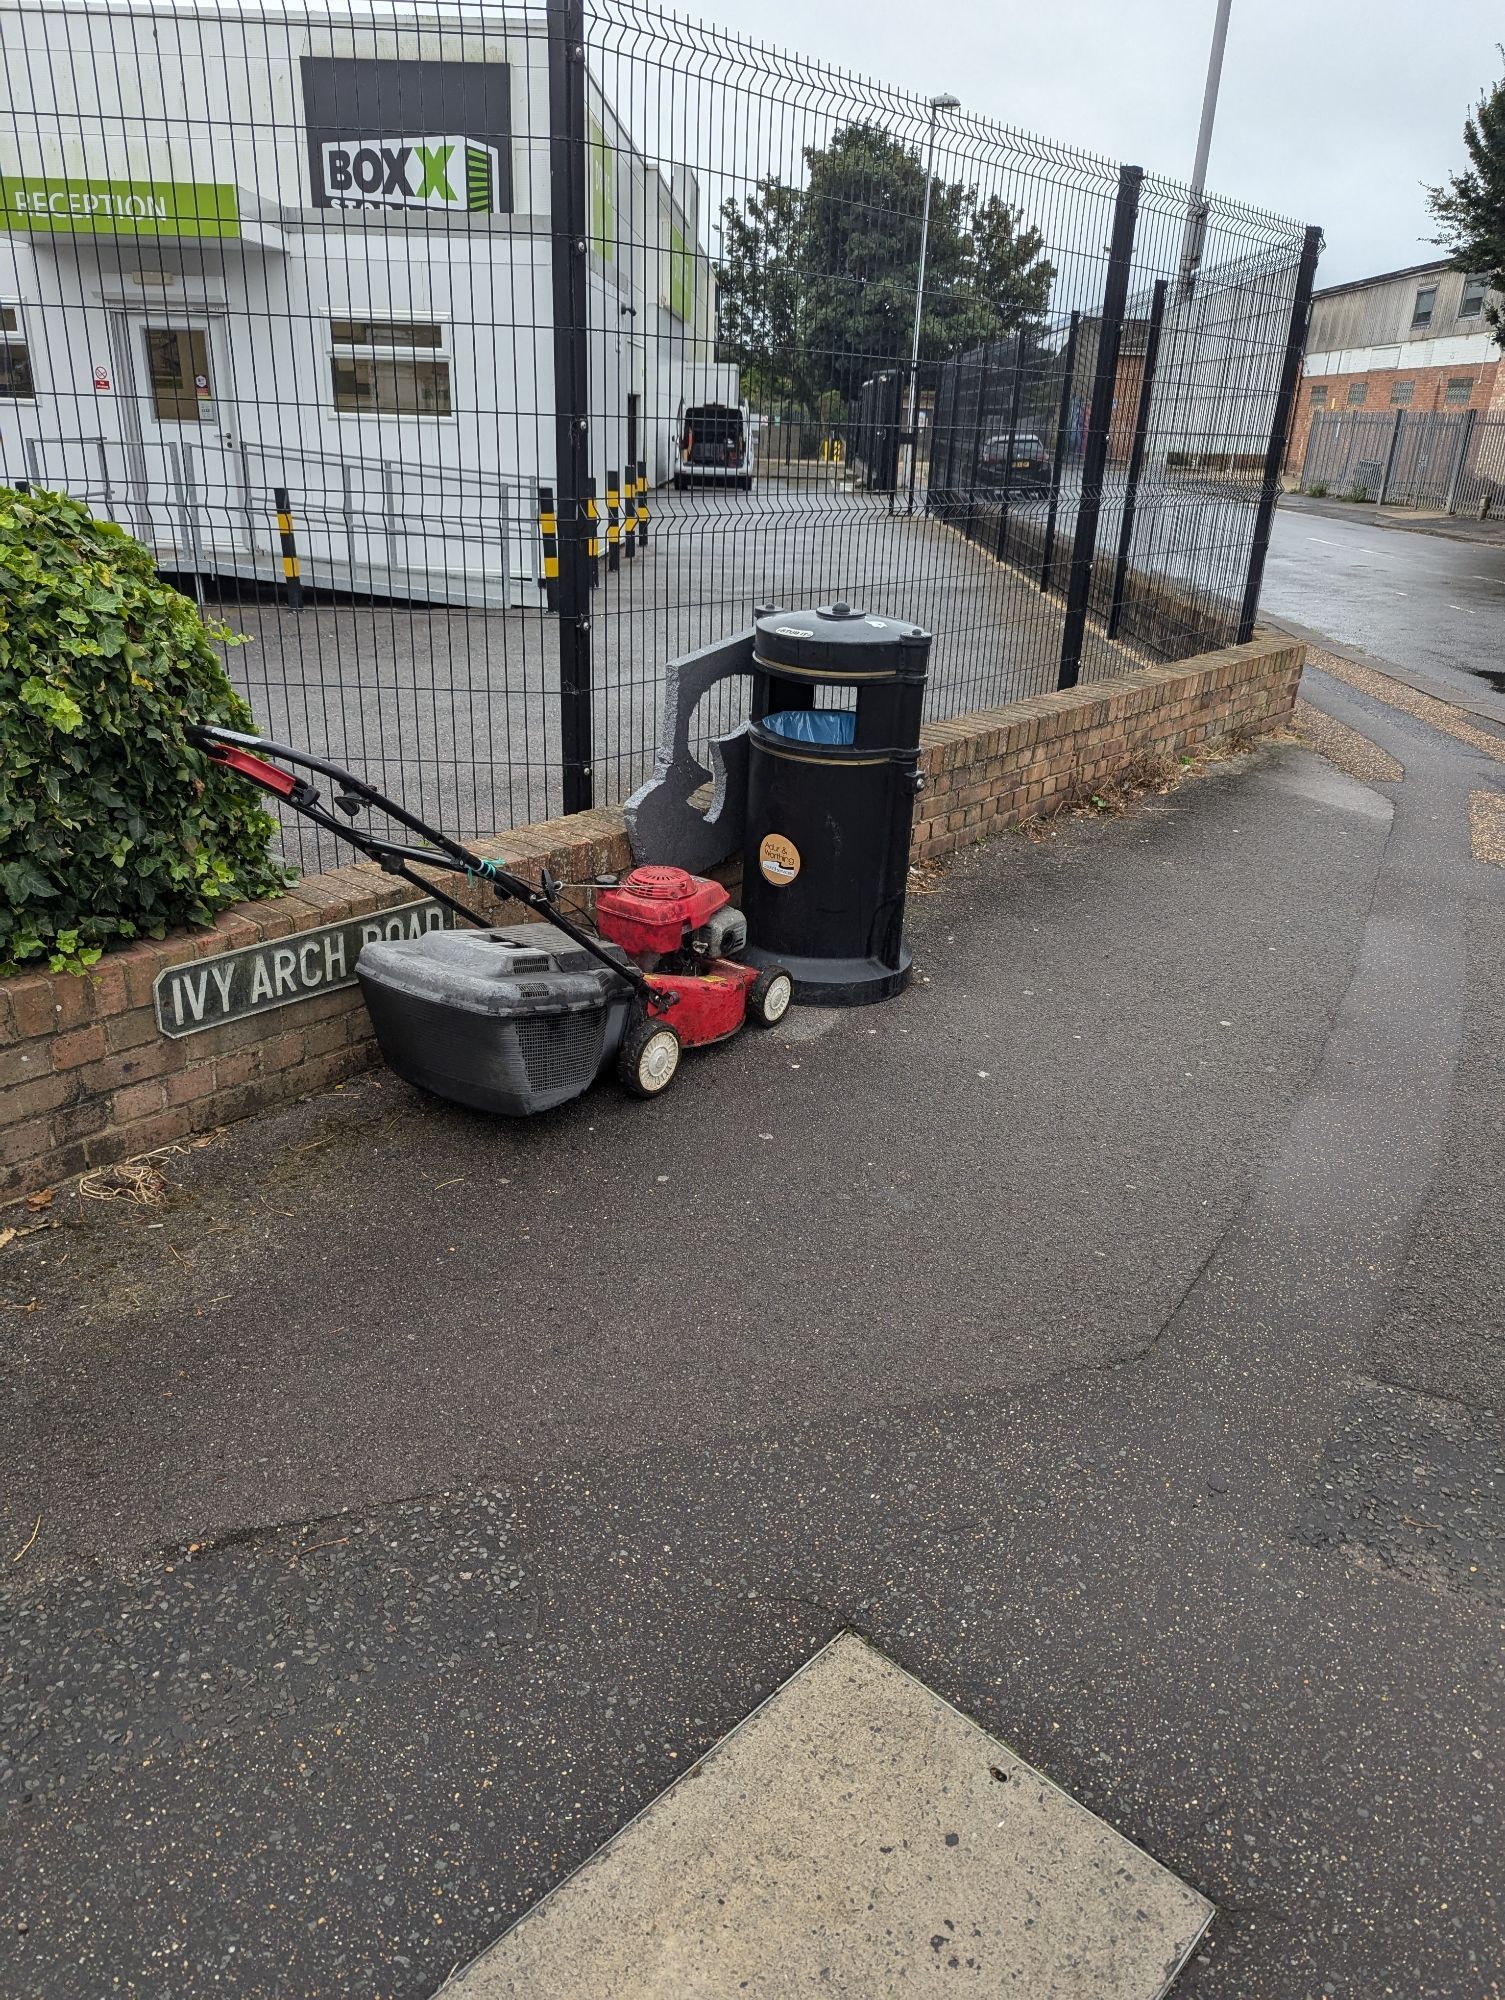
3;650;1504;1998
1262;503;1505;702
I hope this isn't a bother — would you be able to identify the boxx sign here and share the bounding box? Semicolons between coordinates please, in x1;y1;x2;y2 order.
301;57;512;215
319;135;501;213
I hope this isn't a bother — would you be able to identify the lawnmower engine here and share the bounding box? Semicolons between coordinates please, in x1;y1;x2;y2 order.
594;865;747;970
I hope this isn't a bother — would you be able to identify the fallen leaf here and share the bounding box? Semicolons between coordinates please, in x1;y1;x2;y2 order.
24;1188;55;1212
0;1218;57;1248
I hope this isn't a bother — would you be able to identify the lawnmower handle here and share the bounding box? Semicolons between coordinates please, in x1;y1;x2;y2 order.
185;722;651;996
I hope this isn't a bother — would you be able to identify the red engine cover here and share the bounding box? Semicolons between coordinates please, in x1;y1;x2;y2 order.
596;865;730;959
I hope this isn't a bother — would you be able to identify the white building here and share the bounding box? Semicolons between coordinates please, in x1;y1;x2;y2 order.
0;0;731;606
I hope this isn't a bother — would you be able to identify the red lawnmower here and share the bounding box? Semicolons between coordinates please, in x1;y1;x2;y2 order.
187;724;792;1113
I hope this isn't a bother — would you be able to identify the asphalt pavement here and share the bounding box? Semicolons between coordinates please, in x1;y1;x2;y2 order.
4;646;1504;1998
1263;502;1505;703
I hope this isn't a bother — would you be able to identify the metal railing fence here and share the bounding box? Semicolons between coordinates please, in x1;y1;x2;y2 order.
0;0;1316;866
1300;408;1505;516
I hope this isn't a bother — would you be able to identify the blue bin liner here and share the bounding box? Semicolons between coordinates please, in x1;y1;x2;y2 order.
763;709;856;745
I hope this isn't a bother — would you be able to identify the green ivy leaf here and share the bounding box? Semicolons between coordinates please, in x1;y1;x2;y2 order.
18;676;85;734
1;485;289;978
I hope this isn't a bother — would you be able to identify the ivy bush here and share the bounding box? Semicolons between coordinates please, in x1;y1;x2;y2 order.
0;486;289;976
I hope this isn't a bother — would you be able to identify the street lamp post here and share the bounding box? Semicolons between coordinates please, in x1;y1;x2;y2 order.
905;91;960;514
1178;0;1233;298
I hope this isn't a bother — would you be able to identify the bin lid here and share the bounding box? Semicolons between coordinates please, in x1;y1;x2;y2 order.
754;601;930;678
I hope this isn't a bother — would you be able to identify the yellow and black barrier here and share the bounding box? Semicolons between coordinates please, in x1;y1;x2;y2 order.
585;477;600;589
537;484;559;611
273;485;304;612
635;459;648;550
606;468;621;574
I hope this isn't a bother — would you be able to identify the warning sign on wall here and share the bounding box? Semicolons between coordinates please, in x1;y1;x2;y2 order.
92;363;111;391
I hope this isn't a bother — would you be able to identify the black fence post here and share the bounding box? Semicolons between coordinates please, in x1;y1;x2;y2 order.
1040;310;1080;591
1058;164;1142;689
1106;277;1166;641
547;0;593;813
927;355;956;518
994;334;1027;565
1237;222;1323;645
965;344;993;545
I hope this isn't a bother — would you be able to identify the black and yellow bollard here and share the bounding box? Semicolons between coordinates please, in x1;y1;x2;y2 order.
273;486;304;611
538;484;559;611
635;459;649;551
606;468;621;574
585;477;600;590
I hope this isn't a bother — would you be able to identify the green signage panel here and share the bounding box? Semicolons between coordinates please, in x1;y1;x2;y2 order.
0;177;241;238
668;222;695;323
589;117;614;262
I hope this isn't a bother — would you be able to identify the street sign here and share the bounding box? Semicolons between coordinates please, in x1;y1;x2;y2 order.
154;900;449;1037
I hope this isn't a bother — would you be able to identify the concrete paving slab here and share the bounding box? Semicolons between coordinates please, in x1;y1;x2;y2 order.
439;1631;1212;1999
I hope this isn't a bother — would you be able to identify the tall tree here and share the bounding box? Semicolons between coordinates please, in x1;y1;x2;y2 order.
1428;59;1505;347
717;123;1053;405
716;176;808;403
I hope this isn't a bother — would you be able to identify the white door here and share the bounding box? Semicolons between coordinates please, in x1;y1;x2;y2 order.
124;316;248;566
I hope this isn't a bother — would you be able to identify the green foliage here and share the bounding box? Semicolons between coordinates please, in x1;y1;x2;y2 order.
0;486;289;977
718;123;1054;404
1428;58;1505;349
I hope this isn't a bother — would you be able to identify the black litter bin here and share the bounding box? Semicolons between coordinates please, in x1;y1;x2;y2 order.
740;601;931;1005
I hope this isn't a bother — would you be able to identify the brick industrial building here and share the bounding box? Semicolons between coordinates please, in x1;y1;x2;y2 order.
1286;258;1503;475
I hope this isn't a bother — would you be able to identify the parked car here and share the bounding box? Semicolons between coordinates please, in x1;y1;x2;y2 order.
976;431;1052;490
674;402;755;490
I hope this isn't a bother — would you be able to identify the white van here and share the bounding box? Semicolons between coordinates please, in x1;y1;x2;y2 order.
674;400;755;491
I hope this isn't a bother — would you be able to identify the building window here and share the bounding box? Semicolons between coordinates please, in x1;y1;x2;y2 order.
1444;377;1474;406
1459;275;1489;320
1389;380;1414;407
331;320;451;416
0;305;33;399
330;319;443;349
1412;284;1437;329
143;326;216;422
1346;380;1368;406
1310;384;1328;408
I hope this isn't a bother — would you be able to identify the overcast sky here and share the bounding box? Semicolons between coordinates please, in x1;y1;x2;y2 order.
688;0;1502;290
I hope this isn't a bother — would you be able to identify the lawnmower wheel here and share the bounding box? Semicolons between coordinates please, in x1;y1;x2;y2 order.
748;966;794;1028
618;1018;682;1098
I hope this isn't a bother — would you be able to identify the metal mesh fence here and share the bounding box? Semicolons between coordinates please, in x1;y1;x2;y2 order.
1299;408;1505;516
0;0;1315;867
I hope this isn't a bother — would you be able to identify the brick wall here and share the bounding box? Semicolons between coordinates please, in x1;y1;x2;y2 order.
1285;356;1502;475
911;629;1302;858
1;630;1302;1202
0;810;632;1202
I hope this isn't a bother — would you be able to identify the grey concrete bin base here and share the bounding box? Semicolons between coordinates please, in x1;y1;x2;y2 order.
439;1631;1213;1998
